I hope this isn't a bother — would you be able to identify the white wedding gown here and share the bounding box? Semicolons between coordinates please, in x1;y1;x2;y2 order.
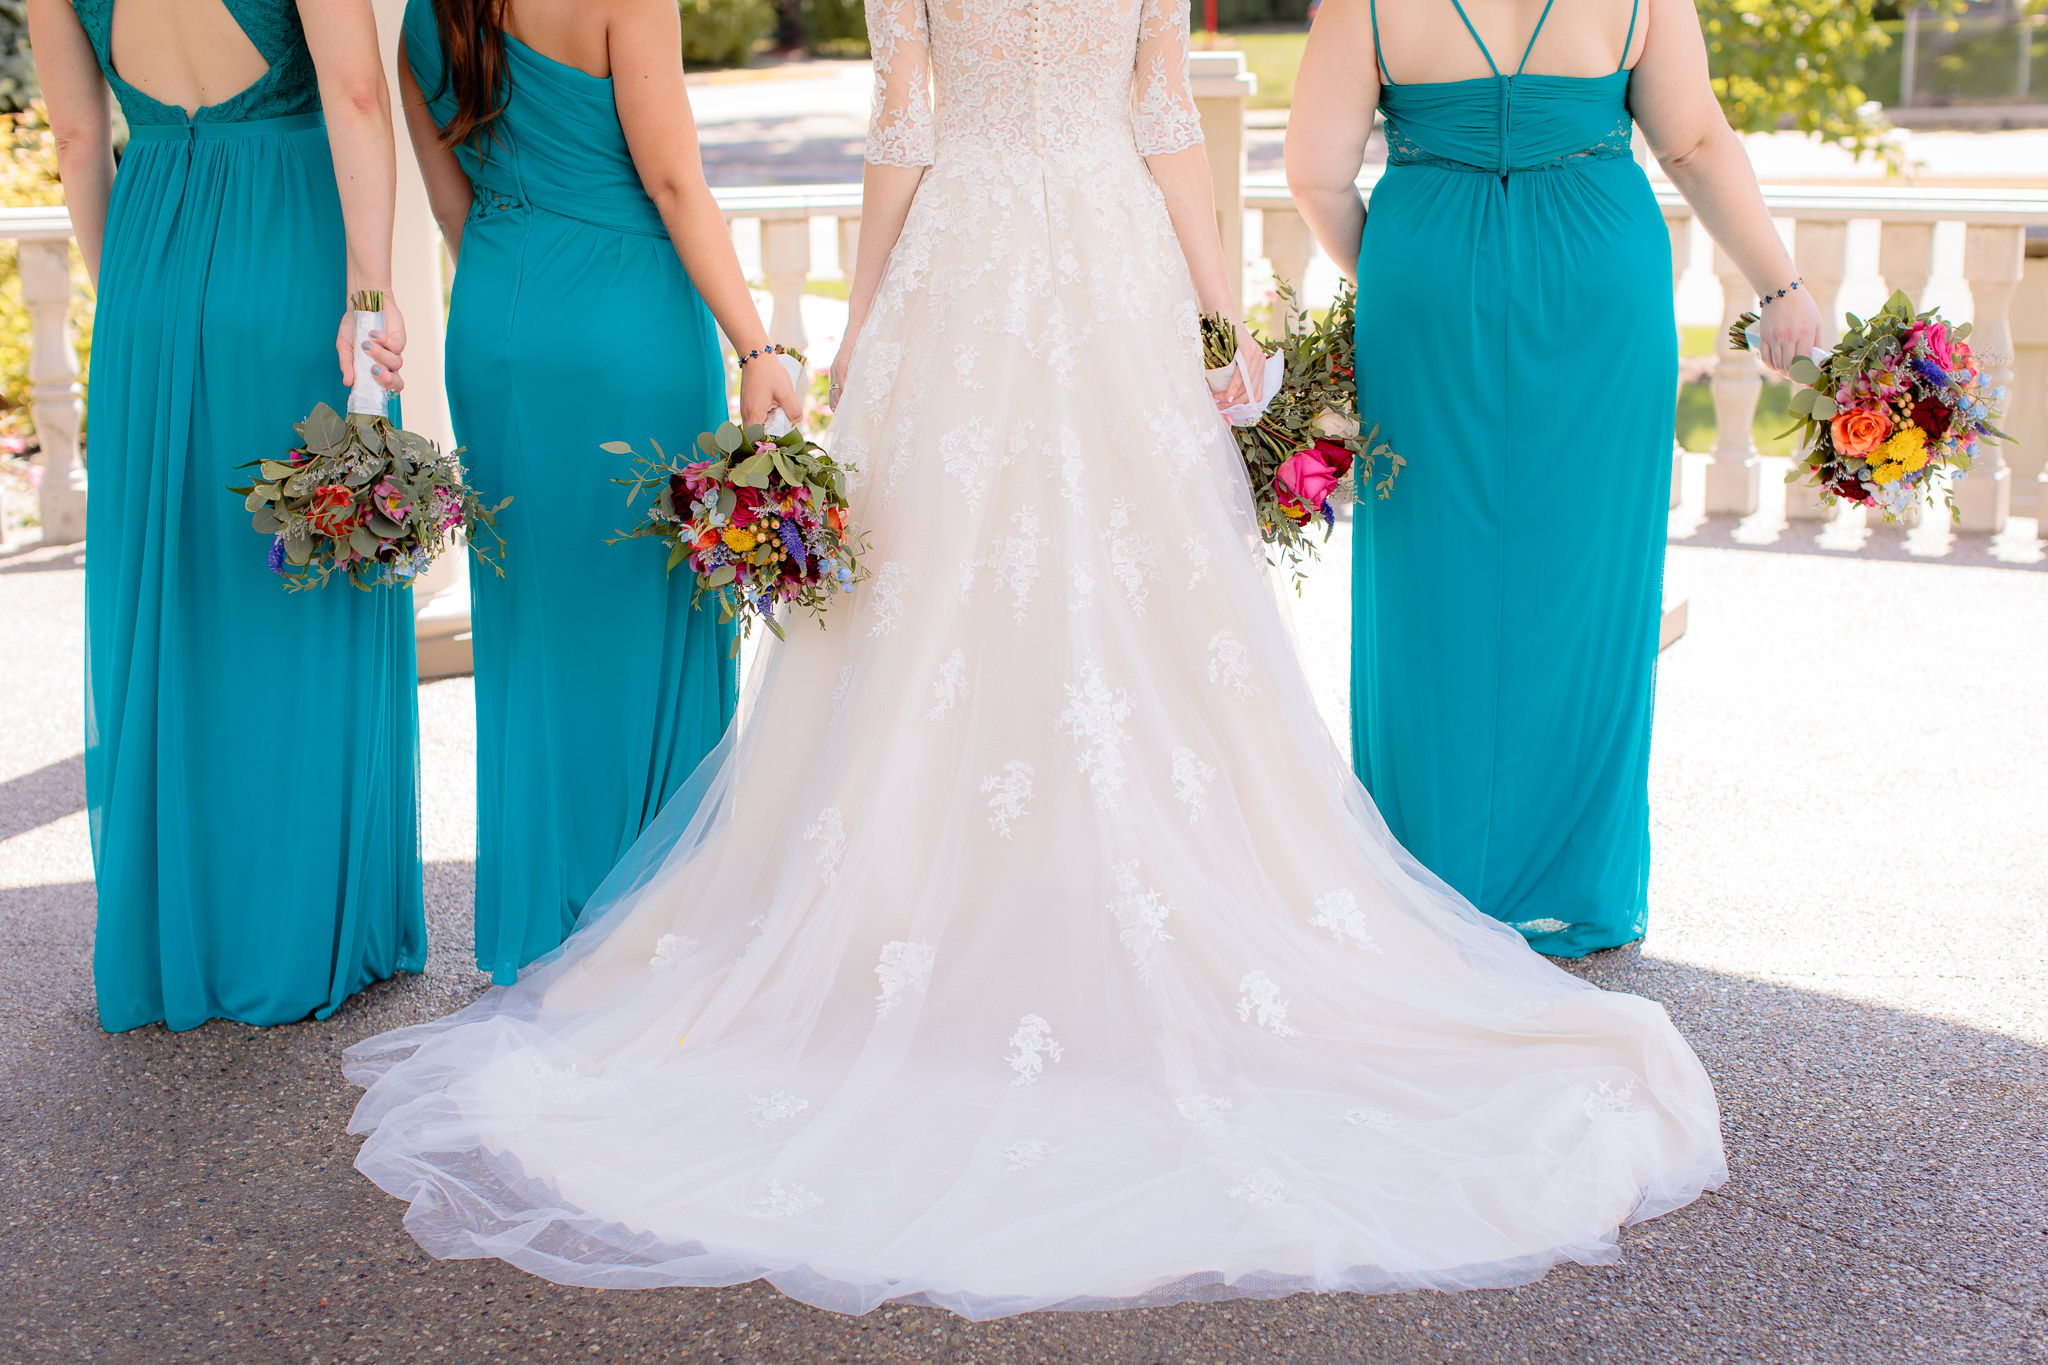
346;0;1725;1319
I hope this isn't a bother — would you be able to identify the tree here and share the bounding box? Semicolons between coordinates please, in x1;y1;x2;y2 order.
1696;0;1897;159
0;0;37;115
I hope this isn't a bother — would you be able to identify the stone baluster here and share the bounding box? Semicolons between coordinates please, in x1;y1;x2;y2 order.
1955;224;2023;533
1665;213;1689;510
1786;218;1850;521
1261;207;1315;335
1190;52;1254;316
762;217;812;354
1876;222;1935;527
18;238;86;545
1707;242;1762;516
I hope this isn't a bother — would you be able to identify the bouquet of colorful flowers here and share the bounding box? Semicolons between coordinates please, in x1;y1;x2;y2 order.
606;375;867;644
1732;289;2006;523
231;295;508;591
1201;279;1403;582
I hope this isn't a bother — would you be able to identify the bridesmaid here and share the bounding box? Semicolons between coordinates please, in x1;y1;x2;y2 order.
31;0;424;1030
1288;0;1819;954
400;0;798;983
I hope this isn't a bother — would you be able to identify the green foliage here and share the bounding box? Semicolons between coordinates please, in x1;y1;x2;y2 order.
1695;0;1898;161
1188;0;1314;25
797;0;868;55
0;0;36;115
678;0;774;68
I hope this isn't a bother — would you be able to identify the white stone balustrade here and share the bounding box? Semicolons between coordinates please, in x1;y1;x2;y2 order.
0;207;87;545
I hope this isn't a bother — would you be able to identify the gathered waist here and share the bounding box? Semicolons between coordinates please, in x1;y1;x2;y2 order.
466;181;668;240
126;112;324;142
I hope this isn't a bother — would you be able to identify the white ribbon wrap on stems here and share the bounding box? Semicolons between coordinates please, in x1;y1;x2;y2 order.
1208;348;1284;428
761;353;806;438
347;307;390;419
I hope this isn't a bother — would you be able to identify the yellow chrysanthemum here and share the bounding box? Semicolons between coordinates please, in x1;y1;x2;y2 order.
1870;426;1929;475
1871;461;1906;485
722;526;757;553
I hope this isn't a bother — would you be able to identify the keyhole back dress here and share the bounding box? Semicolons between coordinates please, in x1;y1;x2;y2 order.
74;0;426;1031
1351;0;1675;957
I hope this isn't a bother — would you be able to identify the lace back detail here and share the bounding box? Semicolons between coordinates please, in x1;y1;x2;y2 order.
1382;109;1633;176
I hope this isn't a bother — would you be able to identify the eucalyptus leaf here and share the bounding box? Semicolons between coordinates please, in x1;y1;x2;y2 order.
1789;387;1818;417
354;419;385;456
1811;394;1838;420
367;513;404;539
259;460;297;480
252;506;281;533
707;564;736;587
349;527;381;557
714;423;743;455
302;403;347;456
716;488;738;518
286;535;314;567
244;489;270;513
1788;356;1822;386
600;441;636;455
666;542;688;573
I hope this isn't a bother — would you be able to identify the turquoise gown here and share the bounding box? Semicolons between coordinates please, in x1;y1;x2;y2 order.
77;0;426;1031
403;2;737;985
1350;0;1672;958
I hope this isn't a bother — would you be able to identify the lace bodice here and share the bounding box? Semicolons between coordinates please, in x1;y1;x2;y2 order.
70;0;318;126
865;0;1203;169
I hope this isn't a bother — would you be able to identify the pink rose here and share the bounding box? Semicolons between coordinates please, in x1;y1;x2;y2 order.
372;477;407;524
1907;320;1953;370
1274;446;1341;519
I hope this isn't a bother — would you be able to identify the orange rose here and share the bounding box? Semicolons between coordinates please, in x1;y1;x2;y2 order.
1830;408;1891;458
306;484;363;539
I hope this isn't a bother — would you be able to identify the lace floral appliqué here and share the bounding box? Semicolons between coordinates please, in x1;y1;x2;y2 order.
1169;746;1217;825
805;807;847;884
1237;971;1299;1037
750;1180;825;1218
1006;1014;1065;1086
746;1092;810;1128
1226;1169;1288;1208
1207;630;1257;698
982;761;1036;838
927;649;970;720
875;940;937;1019
1308;890;1383;954
1106;860;1174;983
1056;657;1137;812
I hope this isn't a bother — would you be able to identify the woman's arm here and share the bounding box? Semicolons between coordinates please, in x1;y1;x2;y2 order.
299;0;405;391
1630;0;1818;372
396;37;472;265
828;0;934;406
1284;0;1379;280
25;0;114;286
1134;0;1262;405
609;0;796;427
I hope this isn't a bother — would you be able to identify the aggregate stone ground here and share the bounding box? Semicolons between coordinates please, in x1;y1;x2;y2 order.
2;496;2045;1363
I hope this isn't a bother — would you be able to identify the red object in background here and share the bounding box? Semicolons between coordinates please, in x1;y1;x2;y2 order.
1205;0;1217;34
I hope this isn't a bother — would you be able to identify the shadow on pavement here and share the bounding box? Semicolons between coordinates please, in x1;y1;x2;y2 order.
0;754;86;843
0;870;2040;1363
1672;513;2048;573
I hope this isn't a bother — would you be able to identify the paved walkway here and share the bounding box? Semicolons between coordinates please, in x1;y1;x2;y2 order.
2;458;2044;1361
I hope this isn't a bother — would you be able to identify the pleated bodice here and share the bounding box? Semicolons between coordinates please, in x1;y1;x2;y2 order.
1378;71;1634;177
403;1;665;237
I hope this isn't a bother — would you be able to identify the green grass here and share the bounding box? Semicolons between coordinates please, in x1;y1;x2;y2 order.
1199;29;1308;110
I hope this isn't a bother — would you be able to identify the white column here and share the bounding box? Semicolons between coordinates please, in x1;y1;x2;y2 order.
1707;242;1761;517
762;217;812;353
373;0;466;672
1955;223;2023;534
1665;213;1689;510
2009;248;2048;531
18;237;86;545
1261;207;1315;335
1190;52;1255;317
1787;218;1849;521
1876;221;1936;529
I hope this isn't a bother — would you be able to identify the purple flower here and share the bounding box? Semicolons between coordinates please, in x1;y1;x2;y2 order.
1911;357;1950;389
778;519;808;574
268;536;287;576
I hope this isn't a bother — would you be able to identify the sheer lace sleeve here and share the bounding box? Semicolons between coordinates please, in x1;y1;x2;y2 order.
1133;0;1204;156
864;0;936;168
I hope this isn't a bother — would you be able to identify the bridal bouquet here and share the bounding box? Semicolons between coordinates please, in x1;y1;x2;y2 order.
606;362;867;644
1202;280;1403;581
231;293;509;592
1732;290;2006;523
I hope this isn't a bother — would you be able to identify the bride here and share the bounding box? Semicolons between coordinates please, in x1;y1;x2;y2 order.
346;0;1724;1319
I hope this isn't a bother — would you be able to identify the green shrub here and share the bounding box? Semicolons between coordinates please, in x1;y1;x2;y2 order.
0;103;91;437
799;0;868;54
678;0;773;68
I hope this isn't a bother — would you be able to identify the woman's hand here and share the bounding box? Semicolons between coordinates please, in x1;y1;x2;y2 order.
1750;288;1823;377
1211;323;1267;414
337;294;407;393
740;352;803;429
827;326;860;411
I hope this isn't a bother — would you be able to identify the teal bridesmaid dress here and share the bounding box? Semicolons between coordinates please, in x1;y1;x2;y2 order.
404;2;737;985
1351;0;1673;957
78;0;426;1031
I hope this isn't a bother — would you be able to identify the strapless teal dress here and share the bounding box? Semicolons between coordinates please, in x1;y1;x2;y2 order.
77;0;425;1031
1352;0;1673;957
404;2;737;985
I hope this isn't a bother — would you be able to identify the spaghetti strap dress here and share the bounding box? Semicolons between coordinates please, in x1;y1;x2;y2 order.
402;0;737;985
1350;0;1675;957
76;0;426;1031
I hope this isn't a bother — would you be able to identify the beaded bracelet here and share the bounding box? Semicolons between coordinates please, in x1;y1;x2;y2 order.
1761;278;1804;305
737;342;805;368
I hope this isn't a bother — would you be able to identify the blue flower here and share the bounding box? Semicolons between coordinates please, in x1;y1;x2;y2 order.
779;519;808;574
1911;357;1950;388
267;536;287;577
